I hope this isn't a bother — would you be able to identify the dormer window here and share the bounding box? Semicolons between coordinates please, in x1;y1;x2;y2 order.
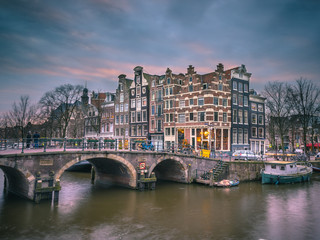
189;77;192;82
167;77;171;84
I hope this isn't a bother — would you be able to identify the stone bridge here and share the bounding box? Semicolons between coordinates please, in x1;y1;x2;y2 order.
0;150;223;203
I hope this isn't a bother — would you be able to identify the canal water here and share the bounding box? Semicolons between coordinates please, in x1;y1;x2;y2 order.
1;170;320;240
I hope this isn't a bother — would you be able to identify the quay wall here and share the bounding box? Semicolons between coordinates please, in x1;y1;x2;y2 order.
224;161;264;182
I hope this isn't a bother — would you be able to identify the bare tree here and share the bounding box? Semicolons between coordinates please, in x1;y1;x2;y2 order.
287;78;320;154
39;84;84;138
263;82;292;153
5;96;37;139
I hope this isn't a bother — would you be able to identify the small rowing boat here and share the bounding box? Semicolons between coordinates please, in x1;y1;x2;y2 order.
214;179;239;187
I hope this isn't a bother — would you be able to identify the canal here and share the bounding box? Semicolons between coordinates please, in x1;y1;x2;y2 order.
1;170;320;240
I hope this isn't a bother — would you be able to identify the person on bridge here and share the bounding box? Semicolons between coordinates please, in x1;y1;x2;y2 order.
26;131;32;149
33;132;40;148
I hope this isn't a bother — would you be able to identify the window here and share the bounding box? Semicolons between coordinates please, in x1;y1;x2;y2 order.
233;109;237;123
190;113;194;121
120;103;123;112
180;100;185;108
166;114;169;122
157;105;162;117
189;77;192;82
214;112;219;121
258;104;263;112
233;81;237;90
218;83;223;91
165;88;168;96
152;80;155;87
169;87;173;95
178;114;185;123
238;110;243;124
115;104;119;112
131;99;135;108
219;75;222;80
120;93;124;103
136;87;141;96
258;128;264;138
203;83;207;90
120;115;124;124
258;115;263;125
252;114;257;124
233;128;237;144
214;97;219;105
142;87;146;94
170;113;174;122
125;114;129;123
142;97;147;107
157;120;162;132
198;112;205;122
251;103;257;111
238;94;243;106
189;84;193;92
223;113;227;122
244;129;248;144
198;97;204;106
252;127;257;137
244;83;248;92
170;100;173;108
165;128;170;136
152;91;155;101
137;98;141;110
238;128;243;144
238;82;243;92
189;99;194;105
223;99;227;106
116;115;119;124
125;103;128;112
167;77;171;84
131;112;135;122
142;110;147;122
152;105;155;115
136;112;141;122
131;89;135;96
244;110;248;124
244;96;248;106
233;94;237;105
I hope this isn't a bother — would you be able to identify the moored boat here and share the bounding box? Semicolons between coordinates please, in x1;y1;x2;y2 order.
214;179;239;187
261;161;312;184
311;165;320;172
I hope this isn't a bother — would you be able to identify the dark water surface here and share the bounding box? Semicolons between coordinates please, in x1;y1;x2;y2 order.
1;170;320;240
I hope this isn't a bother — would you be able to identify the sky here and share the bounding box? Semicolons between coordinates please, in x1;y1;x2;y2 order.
1;0;320;114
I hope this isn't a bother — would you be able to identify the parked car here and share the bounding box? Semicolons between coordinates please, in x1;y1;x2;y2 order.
232;150;260;160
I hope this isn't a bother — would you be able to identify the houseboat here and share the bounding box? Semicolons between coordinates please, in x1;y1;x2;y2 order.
261;161;312;184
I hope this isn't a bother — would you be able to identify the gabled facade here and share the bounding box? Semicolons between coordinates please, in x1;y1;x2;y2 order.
114;74;132;149
148;74;165;150
249;90;266;154
129;66;150;143
100;92;115;139
163;64;232;153
227;64;251;152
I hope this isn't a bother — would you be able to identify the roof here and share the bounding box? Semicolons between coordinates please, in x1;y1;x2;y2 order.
264;161;296;165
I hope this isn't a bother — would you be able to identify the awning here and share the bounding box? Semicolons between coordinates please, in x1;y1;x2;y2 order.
306;143;320;147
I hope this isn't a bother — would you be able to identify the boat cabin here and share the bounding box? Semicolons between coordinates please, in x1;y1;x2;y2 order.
263;161;298;175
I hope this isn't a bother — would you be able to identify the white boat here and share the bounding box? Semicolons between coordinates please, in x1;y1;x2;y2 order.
261;161;312;184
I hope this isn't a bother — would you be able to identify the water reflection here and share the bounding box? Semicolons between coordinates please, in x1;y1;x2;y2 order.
1;169;320;239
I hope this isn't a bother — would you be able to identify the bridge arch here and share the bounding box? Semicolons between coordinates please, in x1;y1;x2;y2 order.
0;160;35;200
149;155;189;183
56;153;137;189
